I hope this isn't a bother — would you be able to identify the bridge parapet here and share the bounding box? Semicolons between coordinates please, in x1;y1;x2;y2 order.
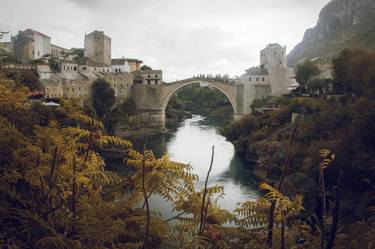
162;77;235;86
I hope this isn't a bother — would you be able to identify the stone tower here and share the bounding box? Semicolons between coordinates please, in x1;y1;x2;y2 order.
84;31;111;66
260;43;293;96
260;43;287;68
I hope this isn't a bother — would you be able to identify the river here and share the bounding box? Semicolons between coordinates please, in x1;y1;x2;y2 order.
106;114;260;218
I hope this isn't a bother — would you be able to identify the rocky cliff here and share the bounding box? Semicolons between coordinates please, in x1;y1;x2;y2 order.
288;0;375;66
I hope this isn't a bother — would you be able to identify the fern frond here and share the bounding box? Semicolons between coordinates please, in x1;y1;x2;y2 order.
69;113;104;130
98;135;133;149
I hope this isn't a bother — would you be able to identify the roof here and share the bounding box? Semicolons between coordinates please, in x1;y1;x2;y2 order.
56;72;87;81
43;101;60;107
143;70;162;74
268;43;283;48
245;66;269;75
22;28;50;39
85;30;111;39
51;44;69;51
112;58;143;65
125;58;143;63
111;59;127;65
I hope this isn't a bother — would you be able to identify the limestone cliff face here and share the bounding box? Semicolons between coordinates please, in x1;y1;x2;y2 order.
288;0;375;66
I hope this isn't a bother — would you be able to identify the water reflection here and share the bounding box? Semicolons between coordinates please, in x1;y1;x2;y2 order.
106;115;260;215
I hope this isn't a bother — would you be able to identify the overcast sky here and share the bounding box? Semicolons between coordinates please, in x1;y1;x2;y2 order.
0;0;331;81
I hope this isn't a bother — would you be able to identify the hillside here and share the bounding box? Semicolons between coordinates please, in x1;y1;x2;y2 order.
288;0;375;66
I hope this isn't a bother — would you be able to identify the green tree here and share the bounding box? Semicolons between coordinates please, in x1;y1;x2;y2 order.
91;79;115;118
16;70;41;90
141;65;152;71
332;49;375;96
295;61;320;89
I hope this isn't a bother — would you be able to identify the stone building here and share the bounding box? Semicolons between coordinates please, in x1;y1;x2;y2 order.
84;31;111;66
141;70;162;85
111;58;130;73
100;72;134;100
238;43;297;113
42;80;63;99
78;65;111;74
37;64;53;80
51;44;69;59
0;42;13;53
126;58;143;72
12;29;51;62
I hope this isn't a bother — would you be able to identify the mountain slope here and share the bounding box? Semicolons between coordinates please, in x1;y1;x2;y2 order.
288;0;375;66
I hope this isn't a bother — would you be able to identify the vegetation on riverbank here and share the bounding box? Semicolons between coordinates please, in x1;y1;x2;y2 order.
223;49;375;235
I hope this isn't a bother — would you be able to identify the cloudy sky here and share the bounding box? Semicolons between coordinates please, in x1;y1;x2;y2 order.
1;0;330;81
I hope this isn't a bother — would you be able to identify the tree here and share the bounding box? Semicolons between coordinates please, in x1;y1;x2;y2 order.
295;61;320;88
141;65;152;71
332;49;375;96
91;79;115;118
16;70;41;90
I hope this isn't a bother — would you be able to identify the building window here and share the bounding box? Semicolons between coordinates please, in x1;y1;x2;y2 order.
262;77;265;81
256;77;259;81
249;77;252;82
74;66;77;71
148;75;150;78
155;75;158;78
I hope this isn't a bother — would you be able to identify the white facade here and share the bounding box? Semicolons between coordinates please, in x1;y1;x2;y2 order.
141;70;163;85
260;43;287;68
24;29;51;60
237;43;297;113
37;64;53;80
111;59;130;73
13;29;51;62
51;44;68;59
78;65;111;73
61;62;78;74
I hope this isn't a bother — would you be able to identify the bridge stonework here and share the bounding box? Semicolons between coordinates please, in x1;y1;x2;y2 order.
131;77;249;129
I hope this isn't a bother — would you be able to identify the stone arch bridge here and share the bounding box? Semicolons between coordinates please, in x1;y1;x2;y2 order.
131;77;247;129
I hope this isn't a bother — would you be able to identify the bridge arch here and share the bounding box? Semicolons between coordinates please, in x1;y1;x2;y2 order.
161;78;238;115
